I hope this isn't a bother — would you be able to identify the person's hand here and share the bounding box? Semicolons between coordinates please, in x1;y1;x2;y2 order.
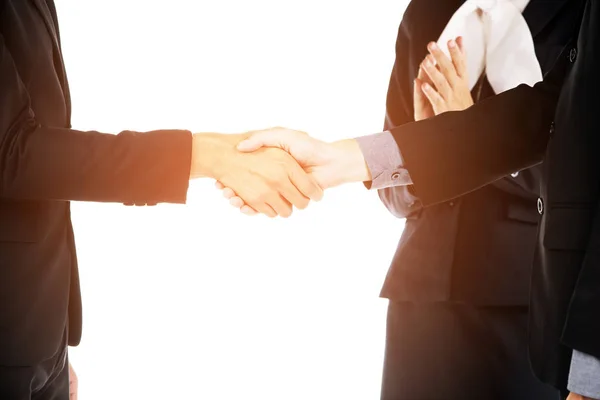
190;132;323;217
567;393;599;400
215;128;370;216
69;362;78;400
416;36;474;116
413;60;436;121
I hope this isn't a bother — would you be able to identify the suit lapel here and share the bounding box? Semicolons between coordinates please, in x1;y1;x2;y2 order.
29;0;71;125
523;0;570;37
30;0;61;52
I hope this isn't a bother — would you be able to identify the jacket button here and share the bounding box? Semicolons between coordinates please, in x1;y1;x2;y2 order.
537;198;544;215
511;171;519;178
549;121;555;136
569;48;577;63
449;201;455;207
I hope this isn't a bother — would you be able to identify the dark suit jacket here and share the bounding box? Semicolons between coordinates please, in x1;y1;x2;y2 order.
378;0;579;306
0;0;192;366
386;0;594;390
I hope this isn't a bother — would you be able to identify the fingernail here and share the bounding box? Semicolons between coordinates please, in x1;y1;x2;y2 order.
428;42;438;51
448;40;456;48
423;83;431;91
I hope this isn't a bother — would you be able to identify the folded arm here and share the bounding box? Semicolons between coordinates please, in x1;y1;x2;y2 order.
387;60;565;206
375;16;425;219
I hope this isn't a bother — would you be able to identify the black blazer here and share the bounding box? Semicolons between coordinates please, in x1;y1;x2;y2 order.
386;0;594;391
378;0;579;306
0;0;192;366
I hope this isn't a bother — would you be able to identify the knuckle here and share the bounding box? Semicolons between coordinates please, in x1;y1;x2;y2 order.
247;193;263;205
258;192;270;203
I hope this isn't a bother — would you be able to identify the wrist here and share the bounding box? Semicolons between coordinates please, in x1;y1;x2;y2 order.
189;133;248;179
328;139;372;186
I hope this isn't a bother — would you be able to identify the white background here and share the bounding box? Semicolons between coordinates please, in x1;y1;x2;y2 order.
55;1;409;398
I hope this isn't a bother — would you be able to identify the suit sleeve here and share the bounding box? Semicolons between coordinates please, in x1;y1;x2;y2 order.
561;199;600;360
0;33;192;204
387;44;570;207
560;0;600;364
377;10;425;219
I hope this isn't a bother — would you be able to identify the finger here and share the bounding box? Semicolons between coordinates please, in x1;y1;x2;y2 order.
237;137;269;152
413;78;423;104
278;178;311;211
287;162;324;203
414;78;430;108
265;193;294;218
427;41;460;88
417;64;434;87
421;55;452;99
413;77;432;121
222;187;236;200
240;205;259;216
229;196;245;208
414;78;426;100
237;129;289;152
243;187;279;218
417;59;433;85
456;35;465;53
215;181;225;190
69;367;78;400
421;82;447;115
447;38;467;79
251;202;278;218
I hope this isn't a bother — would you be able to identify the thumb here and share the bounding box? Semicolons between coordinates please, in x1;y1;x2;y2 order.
236;138;265;152
237;131;282;152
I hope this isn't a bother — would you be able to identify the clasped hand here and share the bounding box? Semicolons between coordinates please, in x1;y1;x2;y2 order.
214;128;369;217
214;36;472;217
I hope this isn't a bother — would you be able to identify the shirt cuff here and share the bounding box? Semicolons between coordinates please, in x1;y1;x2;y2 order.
568;350;600;399
355;131;413;190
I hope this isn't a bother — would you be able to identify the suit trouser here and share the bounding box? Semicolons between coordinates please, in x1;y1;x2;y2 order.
0;330;69;400
380;301;561;400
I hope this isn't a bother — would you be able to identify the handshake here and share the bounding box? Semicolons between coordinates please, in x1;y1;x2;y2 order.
189;128;372;217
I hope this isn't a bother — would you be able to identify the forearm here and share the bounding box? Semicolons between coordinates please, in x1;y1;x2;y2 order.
0;31;194;205
388;80;559;206
324;132;413;192
0;117;193;204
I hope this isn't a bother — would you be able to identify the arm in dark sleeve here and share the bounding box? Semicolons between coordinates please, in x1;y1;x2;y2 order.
561;200;600;361
558;0;600;361
0;34;192;204
376;10;425;218
387;45;569;207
